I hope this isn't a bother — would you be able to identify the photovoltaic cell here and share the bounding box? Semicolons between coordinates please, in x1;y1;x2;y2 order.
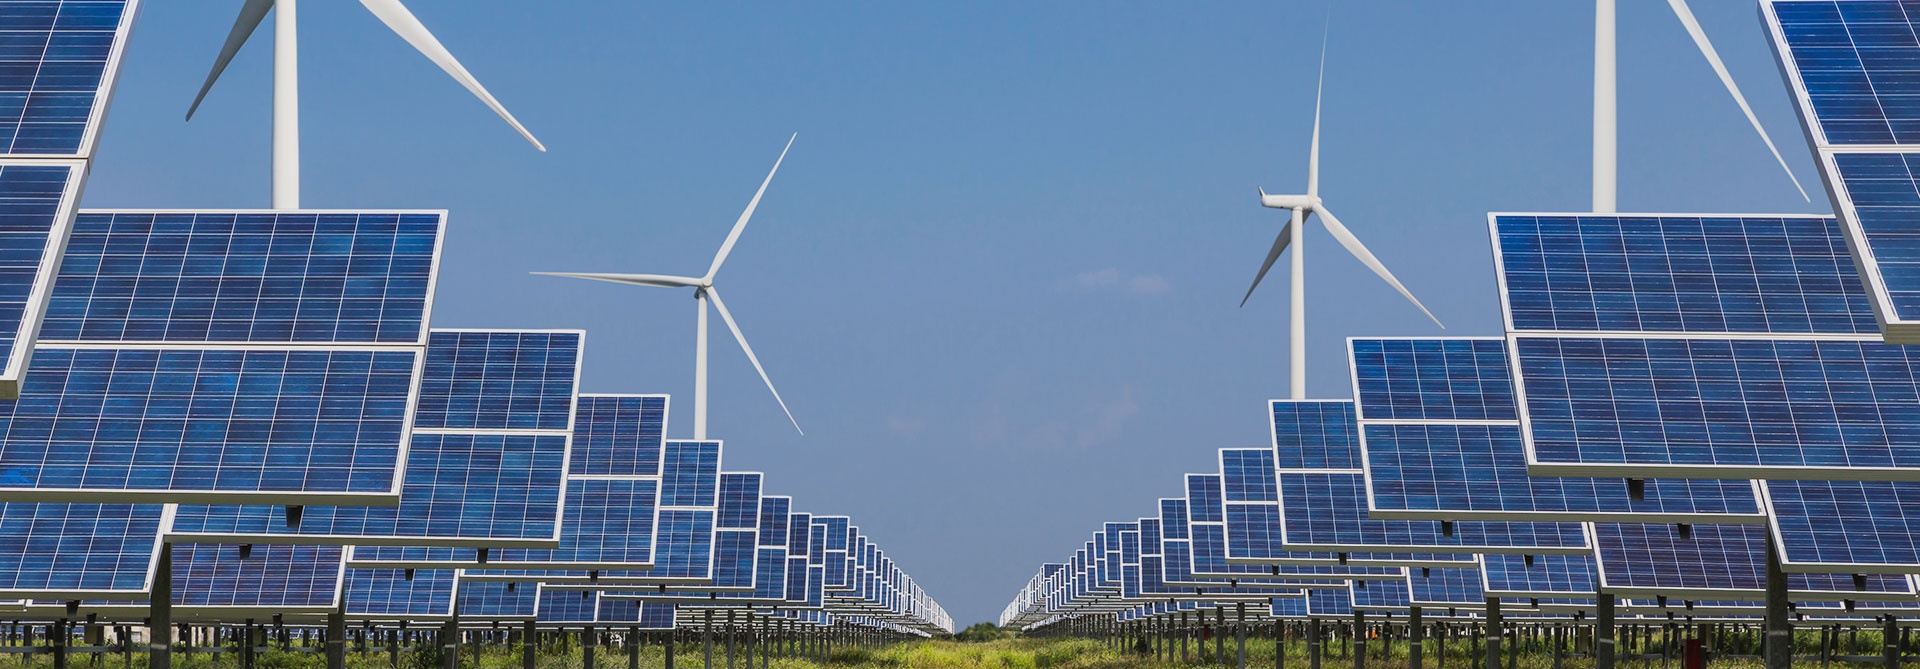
1349;338;1515;421
1408;568;1484;607
0;163;79;397
759;497;790;548
0;346;419;502
1764;480;1920;572
345;568;454;618
569;395;666;477
718;473;762;530
536;589;595;623
45;212;443;345
1479;554;1597;597
169;432;568;545
0;0;135;157
457;580;537;619
411;330;580;431
661;441;719;508
1271;400;1360;470
1279;471;1590;554
1493;214;1873;335
0;502;161;598
1593;523;1915;600
1221;449;1277;503
1350;579;1410;610
171;543;344;610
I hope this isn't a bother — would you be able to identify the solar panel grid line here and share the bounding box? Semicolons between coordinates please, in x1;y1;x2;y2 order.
1814;148;1920;341
1277;469;1595;555
344;567;456;620
0;501;168;600
168;542;349;615
410;329;585;435
0;0;142;160
1760;479;1920;574
1344;336;1520;425
1476;553;1599;599
1269;400;1363;471
1592;522;1918;602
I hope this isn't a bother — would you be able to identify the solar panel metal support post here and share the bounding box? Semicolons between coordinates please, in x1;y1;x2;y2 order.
1766;539;1788;669
522;620;534;669
704;609;714;669
1239;602;1248;669
1410;606;1423;669
727;610;736;669
1353;609;1364;669
1220;607;1228;666
583;624;595;669
1597;594;1614;669
1886;616;1898;669
150;544;171;669
1310;617;1320;669
325;601;343;669
1485;598;1501;669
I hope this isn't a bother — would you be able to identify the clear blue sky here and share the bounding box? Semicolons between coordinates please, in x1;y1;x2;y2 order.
87;1;1832;626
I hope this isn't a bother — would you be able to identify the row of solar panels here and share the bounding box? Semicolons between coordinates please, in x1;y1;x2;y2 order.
0;0;953;635
1004;0;1920;632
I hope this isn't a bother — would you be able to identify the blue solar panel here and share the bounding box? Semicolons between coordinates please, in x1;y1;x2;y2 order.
1493;214;1874;335
652;509;716;580
345;568;453;618
718;473;761;530
1350;579;1410;610
661;441;719;508
1765;480;1920;572
1221;449;1277;502
1271;596;1309;617
352;477;660;570
710;529;758;590
0;163;78;397
759;497;790;547
1407;568;1482;606
0;502;160;598
169;432;568;545
1271;400;1360;470
47;212;443;345
457;580;537;618
1515;335;1920;476
0;0;133;157
595;598;675;629
171;542;343;609
536;589;596;623
412;330;580;431
1350;338;1516;421
0;346;418;501
1479;554;1596;597
1187;475;1223;523
1363;423;1765;521
570;394;666;477
1593;523;1915;600
1279;471;1590;554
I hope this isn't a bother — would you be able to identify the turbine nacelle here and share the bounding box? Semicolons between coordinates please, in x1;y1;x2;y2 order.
1257;191;1317;211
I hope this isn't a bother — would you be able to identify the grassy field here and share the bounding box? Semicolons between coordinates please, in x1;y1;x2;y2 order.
21;633;1911;669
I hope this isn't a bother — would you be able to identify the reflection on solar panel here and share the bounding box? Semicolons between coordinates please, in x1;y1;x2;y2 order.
1494;213;1920;480
457;580;537;619
1763;480;1920;573
0;502;164;599
1765;1;1920;340
345;568;454;619
1478;554;1596;598
1592;523;1914;601
171;543;345;612
1351;337;1766;523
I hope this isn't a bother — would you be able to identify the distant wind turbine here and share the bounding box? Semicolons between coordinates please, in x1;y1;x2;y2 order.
1591;0;1808;212
534;135;803;440
185;0;546;210
1245;38;1445;401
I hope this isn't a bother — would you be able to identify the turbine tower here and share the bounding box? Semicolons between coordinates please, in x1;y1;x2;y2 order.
1246;42;1444;401
1592;0;1808;212
535;135;803;441
186;0;547;210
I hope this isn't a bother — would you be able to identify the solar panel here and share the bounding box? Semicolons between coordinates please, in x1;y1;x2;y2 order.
345;568;454;619
0;502;163;599
1493;213;1920;480
0;0;137;158
571;394;667;477
1407;568;1484;608
1271;400;1361;470
411;330;582;431
170;542;346;613
1350;336;1767;522
1478;554;1597;599
1278;471;1591;554
1763;1;1920;341
0;162;81;398
456;579;538;619
536;589;596;624
1592;523;1915;601
1349;578;1410;611
1270;596;1309;618
1762;480;1920;573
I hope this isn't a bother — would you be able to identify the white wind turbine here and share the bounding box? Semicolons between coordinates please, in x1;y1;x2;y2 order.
1247;44;1445;401
534;136;802;441
185;0;546;210
1591;0;1808;212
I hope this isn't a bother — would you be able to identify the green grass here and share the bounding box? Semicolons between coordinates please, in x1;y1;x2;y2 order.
11;632;1919;669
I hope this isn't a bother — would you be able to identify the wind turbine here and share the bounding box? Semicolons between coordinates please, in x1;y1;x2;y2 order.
1592;0;1808;212
185;0;546;210
1245;44;1445;401
534;135;803;441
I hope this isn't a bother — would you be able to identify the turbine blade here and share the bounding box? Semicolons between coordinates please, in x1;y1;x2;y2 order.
530;272;704;288
1666;0;1810;201
186;0;274;121
356;0;547;151
1314;206;1445;328
1240;221;1292;309
705;288;804;436
705;134;797;283
1307;16;1330;198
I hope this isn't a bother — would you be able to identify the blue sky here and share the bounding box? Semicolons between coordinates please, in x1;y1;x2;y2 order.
88;1;1832;626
